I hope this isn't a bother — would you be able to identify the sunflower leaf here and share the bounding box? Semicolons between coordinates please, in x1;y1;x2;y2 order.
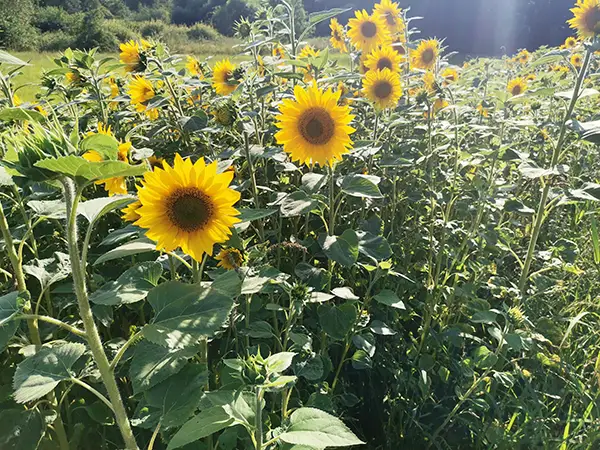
35;155;147;182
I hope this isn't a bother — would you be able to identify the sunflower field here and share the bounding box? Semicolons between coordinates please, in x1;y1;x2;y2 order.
1;0;600;449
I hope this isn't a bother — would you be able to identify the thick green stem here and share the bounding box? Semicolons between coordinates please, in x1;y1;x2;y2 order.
255;388;264;450
331;340;350;392
62;178;138;450
243;132;265;241
0;201;71;450
518;49;592;298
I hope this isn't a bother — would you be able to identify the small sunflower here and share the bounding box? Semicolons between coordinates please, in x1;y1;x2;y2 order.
411;39;440;70
186;56;204;77
441;67;458;85
147;156;165;170
516;49;530;64
571;53;584;67
373;0;404;34
35;105;48;116
330;18;347;53
362;67;403;110
272;45;286;60
364;46;402;72
423;71;436;93
568;0;600;37
299;45;321;82
429;97;449;118
477;103;489;118
12;94;22;106
128;76;155;107
564;36;578;48
65;71;80;85
391;34;407;58
215;248;244;270
526;73;537;81
507;77;527;96
135;154;241;261
347;10;391;53
212;59;239;96
122;200;142;223
83;141;132;196
145;108;159;121
275;83;355;167
119;40;150;73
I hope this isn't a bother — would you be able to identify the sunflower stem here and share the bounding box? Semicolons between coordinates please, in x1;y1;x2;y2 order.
517;48;592;299
243;131;265;241
62;178;138;450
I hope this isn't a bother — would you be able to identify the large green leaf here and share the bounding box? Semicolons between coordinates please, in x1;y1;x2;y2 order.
356;231;392;261
89;262;163;305
0;409;46;450
237;208;277;222
0;108;46;123
373;290;406;310
23;252;71;291
167;406;235;450
0;166;14;186
13;343;86;403
143;279;235;348
0;291;26;350
79;134;120;160
143;365;208;429
130;341;199;394
280;191;317;217
35;155;146;182
93;239;157;265
318;303;357;341
78;195;136;224
340;175;383;199
0;50;30;66
319;230;359;267
279;407;364;447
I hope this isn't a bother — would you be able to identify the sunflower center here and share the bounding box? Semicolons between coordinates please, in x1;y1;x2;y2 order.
377;57;393;70
384;13;396;27
421;48;435;64
393;43;406;55
512;85;522;96
361;21;377;38
224;71;233;84
374;81;392;99
166;187;214;232
584;6;600;32
298;107;335;145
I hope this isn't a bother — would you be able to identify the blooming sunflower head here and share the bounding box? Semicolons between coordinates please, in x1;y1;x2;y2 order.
571;52;584;67
441;67;459;85
122;200;142;223
568;0;600;37
330;18;347;53
477;102;489;117
362;67;403;110
564;36;578;48
82;141;131;196
275;83;355;167
135;154;241;261
526;73;537;81
215;248;244;270
212;59;239;96
299;45;321;82
507;77;527;96
516;49;530;64
423;71;437;93
347;10;391;53
411;39;440;70
426;97;449;118
119;40;151;73
128;76;155;107
65;71;81;85
373;0;404;34
364;45;402;72
186;56;204;77
272;45;286;60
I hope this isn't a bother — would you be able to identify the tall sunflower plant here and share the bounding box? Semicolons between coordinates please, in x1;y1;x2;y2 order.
2;1;600;449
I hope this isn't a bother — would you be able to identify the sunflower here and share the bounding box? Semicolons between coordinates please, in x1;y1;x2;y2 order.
330;18;347;53
516;49;530;64
571;53;584;67
477;103;489;118
35;105;48;116
362;67;403;110
83;141;132;196
128;76;155;107
373;0;404;34
526;73;537;81
145;108;159;121
564;36;578;48
147;156;165;170
391;34;407;58
272;45;286;60
135;154;241;261
411;39;440;70
568;0;600;37
441;67;458;85
364;46;402;72
336;81;353;106
122;200;142;223
12;94;22;106
359;55;371;74
186;56;203;77
299;45;321;82
212;59;239;96
65;71;80;85
507;77;527;96
215;248;244;270
423;71;436;93
347;10;391;53
426;97;449;118
275;83;355;167
119;40;150;73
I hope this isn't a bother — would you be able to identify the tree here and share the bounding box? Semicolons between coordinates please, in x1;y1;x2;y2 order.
0;0;38;50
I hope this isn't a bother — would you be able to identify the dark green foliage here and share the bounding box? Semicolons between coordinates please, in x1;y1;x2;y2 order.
0;0;38;50
211;0;256;35
187;22;219;41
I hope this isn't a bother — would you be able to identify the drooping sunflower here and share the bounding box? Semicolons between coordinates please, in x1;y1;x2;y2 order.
364;46;402;72
119;40;151;73
330;18;347;53
65;71;81;85
516;49;530;64
299;45;321;82
135;154;241;261
186;56;204;77
564;36;578;48
477;103;489;118
215;248;244;270
507;77;527;96
275;83;355;167
83;141;132;196
347;10;391;53
362;67;403;110
122;200;142;223
423;71;436;93
571;53;584;67
272;45;286;60
568;0;600;37
426;97;449;118
212;59;239;96
128;77;155;107
373;0;404;34
411;39;440;70
441;67;458;85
